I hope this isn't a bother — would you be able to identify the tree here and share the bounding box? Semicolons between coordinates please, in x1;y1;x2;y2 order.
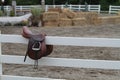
99;0;119;10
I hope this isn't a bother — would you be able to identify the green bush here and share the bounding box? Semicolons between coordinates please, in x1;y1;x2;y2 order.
14;20;28;26
0;10;4;16
10;10;15;17
31;7;44;17
30;7;44;27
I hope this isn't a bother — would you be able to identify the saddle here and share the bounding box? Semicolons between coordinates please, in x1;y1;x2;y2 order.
22;26;53;69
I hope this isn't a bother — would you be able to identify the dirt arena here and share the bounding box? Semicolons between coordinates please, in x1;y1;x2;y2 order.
1;24;120;80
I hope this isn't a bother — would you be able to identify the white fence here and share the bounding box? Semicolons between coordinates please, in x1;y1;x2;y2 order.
45;5;101;13
109;5;120;14
0;5;41;11
0;5;41;16
1;34;120;79
0;5;101;14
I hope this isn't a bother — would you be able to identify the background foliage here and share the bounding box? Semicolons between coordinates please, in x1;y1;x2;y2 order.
1;0;120;10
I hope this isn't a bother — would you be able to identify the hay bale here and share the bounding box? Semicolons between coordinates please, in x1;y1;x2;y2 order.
75;12;99;25
59;18;72;26
101;16;116;25
61;8;76;19
42;12;59;21
43;20;59;27
59;13;68;18
115;16;120;24
117;11;120;16
100;17;110;25
84;12;99;25
100;16;118;25
72;18;86;26
74;12;86;18
93;17;102;25
48;8;62;13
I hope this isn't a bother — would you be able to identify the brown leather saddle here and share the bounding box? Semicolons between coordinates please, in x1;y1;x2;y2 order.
22;26;53;69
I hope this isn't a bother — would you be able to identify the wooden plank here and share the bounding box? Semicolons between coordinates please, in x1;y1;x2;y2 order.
1;35;120;47
0;35;28;44
0;32;2;80
2;55;120;70
1;75;65;80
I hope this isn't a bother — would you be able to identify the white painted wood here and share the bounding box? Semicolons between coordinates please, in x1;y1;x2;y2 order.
1;34;120;79
46;5;100;13
2;55;120;70
109;5;120;14
46;36;120;47
1;75;65;80
0;32;2;80
0;35;28;44
1;35;120;47
0;5;101;13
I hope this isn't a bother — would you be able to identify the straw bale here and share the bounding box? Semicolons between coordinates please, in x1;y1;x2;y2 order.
83;12;99;25
74;12;86;18
93;17;102;26
48;8;62;13
100;16;120;25
59;18;72;26
100;17;110;25
117;11;120;16
86;15;120;25
61;8;76;19
115;16;120;24
59;13;68;18
107;17;116;24
72;18;86;26
43;20;59;27
42;12;59;21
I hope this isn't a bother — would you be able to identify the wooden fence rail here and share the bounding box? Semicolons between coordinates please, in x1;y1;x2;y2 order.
0;34;120;79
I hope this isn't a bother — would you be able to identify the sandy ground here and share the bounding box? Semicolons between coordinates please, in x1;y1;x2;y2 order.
1;24;120;80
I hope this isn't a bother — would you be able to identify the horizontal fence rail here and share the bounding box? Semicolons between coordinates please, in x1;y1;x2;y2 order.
1;75;61;80
1;35;120;47
0;34;120;79
2;55;120;70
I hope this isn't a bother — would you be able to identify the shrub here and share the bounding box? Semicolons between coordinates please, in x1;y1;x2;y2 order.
0;10;4;16
31;7;44;17
10;10;15;16
30;7;44;27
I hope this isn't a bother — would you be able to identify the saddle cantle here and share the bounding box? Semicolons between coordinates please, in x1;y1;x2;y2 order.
22;26;53;69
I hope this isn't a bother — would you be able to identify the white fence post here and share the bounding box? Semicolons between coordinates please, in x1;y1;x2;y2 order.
98;5;101;13
109;5;112;14
88;5;90;11
69;4;72;10
61;5;64;9
0;31;2;80
53;5;55;8
20;6;22;11
79;5;81;11
45;5;48;12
